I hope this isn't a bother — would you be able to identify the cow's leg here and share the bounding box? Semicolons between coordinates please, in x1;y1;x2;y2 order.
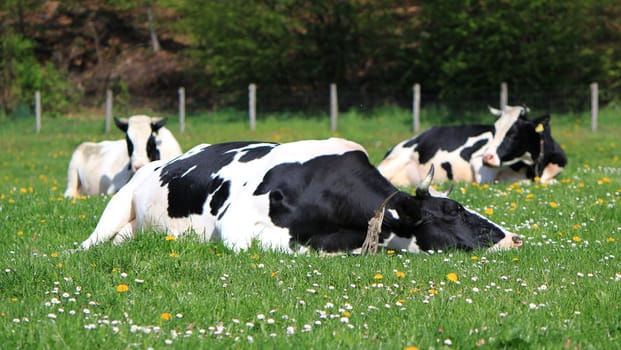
63;151;83;198
79;185;136;250
303;230;366;253
539;163;564;184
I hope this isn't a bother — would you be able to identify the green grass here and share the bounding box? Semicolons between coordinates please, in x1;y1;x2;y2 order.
1;107;620;349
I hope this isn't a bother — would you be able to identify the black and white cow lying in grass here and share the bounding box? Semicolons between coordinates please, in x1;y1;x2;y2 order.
78;138;522;253
64;115;183;198
378;105;567;186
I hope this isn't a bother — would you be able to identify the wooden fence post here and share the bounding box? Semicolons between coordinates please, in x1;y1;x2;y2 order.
413;83;421;133
249;83;256;131
330;83;338;132
178;87;185;133
590;82;598;132
105;89;113;133
35;91;41;133
500;82;508;109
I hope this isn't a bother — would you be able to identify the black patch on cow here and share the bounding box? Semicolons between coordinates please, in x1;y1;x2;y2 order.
125;134;134;157
210;178;231;216
159;142;275;218
409;125;492;163
441;162;453;180
146;133;160;161
254;151;394;251
460;139;488;161
239;146;273;162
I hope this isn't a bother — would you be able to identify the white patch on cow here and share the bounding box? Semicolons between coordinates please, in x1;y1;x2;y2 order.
381;233;421;253
386;209;399;220
377;141;416;187
483;106;526;167
180;165;197;178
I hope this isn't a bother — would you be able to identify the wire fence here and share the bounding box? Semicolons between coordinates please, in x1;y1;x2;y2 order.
31;82;609;133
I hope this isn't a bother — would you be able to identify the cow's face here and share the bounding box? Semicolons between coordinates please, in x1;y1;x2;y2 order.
391;165;522;251
482;106;547;167
115;115;167;172
411;195;522;251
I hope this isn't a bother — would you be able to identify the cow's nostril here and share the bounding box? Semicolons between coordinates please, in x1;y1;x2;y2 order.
512;235;523;246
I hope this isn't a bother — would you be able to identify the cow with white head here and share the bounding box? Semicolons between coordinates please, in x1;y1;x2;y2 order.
64;115;183;198
77;138;522;253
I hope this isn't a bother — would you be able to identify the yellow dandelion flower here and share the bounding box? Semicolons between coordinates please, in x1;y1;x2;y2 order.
20;188;27;194
405;346;420;350
373;273;383;280
160;312;172;321
55;263;64;268
572;236;581;243
169;252;179;257
112;267;120;273
116;284;129;292
484;207;494;215
526;193;535;199
395;271;405;278
40;219;47;223
572;224;581;230
428;288;438;295
397;299;406;304
387;249;395;255
607;237;615;243
50;252;58;258
446;272;459;282
532;224;539;229
516;188;523;194
10;297;18;302
341;311;351;317
90;263;97;268
409;288;420;293
17;230;23;236
471;255;478;261
165;235;176;241
271;271;278;278
549;201;558;208
578;182;585;188
512;257;519;262
597;198;604;205
251;253;260;260
533;176;541;183
558;232;564;237
598;177;612;184
561;178;572;184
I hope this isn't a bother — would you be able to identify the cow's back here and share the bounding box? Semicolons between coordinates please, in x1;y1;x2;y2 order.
378;125;492;186
64;140;131;197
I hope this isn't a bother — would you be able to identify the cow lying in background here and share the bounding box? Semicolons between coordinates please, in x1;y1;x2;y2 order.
378;105;567;186
78;138;521;254
64;115;183;198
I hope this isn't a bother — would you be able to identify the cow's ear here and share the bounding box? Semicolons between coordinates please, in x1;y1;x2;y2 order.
114;117;129;132
533;114;550;134
488;106;502;117
151;118;168;132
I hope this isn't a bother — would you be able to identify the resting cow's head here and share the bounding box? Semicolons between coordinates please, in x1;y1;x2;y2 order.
114;115;168;172
385;165;522;252
482;105;549;168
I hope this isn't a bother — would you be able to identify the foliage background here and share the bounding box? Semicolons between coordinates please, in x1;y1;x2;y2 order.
0;0;620;117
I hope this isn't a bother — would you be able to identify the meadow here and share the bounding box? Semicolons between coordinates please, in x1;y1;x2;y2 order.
0;106;620;349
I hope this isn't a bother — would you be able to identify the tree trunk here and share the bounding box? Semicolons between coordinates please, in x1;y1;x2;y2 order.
146;2;160;53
